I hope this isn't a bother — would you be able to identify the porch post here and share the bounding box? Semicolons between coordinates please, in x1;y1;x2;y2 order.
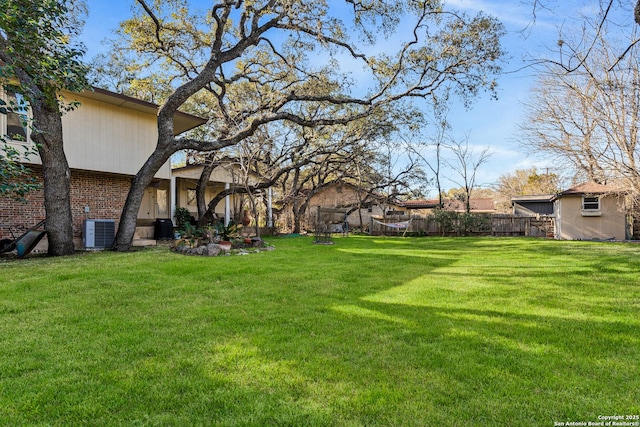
225;182;231;226
170;176;177;225
267;187;273;228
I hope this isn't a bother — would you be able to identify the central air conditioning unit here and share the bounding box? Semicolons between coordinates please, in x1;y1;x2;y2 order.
83;219;116;249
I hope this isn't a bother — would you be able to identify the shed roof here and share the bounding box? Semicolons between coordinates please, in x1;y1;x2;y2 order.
552;182;625;200
511;194;555;203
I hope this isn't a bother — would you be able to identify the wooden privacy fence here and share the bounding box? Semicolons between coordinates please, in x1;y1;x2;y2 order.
490;215;554;237
369;214;554;237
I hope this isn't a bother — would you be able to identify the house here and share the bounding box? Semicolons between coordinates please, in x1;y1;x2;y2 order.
552;182;629;240
304;181;399;231
511;195;555;216
0;87;206;249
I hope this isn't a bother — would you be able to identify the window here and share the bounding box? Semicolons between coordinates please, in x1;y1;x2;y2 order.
582;195;601;216
4;90;28;141
582;196;600;210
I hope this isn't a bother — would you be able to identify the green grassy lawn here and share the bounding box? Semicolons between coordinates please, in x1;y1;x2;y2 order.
1;236;639;426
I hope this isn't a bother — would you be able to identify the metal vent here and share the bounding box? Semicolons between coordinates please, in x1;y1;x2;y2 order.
83;219;115;249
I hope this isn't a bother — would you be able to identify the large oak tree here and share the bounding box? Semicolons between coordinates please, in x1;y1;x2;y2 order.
0;0;89;255
111;0;505;251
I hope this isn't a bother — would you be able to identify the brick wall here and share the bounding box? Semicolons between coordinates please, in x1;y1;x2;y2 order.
0;166;131;240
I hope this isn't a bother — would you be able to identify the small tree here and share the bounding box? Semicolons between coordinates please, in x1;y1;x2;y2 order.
433;208;457;236
445;136;492;213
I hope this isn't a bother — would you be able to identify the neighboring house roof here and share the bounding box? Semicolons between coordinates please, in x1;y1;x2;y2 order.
75;87;207;135
402;198;496;213
400;199;440;209
552;182;625;200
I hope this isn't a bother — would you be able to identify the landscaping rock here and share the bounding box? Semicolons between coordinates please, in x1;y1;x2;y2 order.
205;244;222;257
170;240;275;256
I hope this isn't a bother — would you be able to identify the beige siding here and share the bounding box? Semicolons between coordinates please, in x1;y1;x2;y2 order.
10;91;169;179
346;205;386;228
61;94;170;179
556;195;626;240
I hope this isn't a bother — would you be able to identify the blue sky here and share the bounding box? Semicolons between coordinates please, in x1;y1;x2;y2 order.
78;0;615;194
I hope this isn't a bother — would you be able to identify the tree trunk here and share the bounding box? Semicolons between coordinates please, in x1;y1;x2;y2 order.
249;193;260;238
196;154;217;221
30;102;75;256
290;169;302;234
292;195;303;234
113;147;172;251
355;188;366;230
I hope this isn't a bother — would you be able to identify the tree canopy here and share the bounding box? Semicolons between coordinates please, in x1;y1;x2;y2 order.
101;0;505;250
0;0;88;108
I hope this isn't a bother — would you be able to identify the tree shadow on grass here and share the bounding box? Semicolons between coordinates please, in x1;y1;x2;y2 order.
181;238;640;426
213;238;640;425
246;300;640;426
2;237;640;426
